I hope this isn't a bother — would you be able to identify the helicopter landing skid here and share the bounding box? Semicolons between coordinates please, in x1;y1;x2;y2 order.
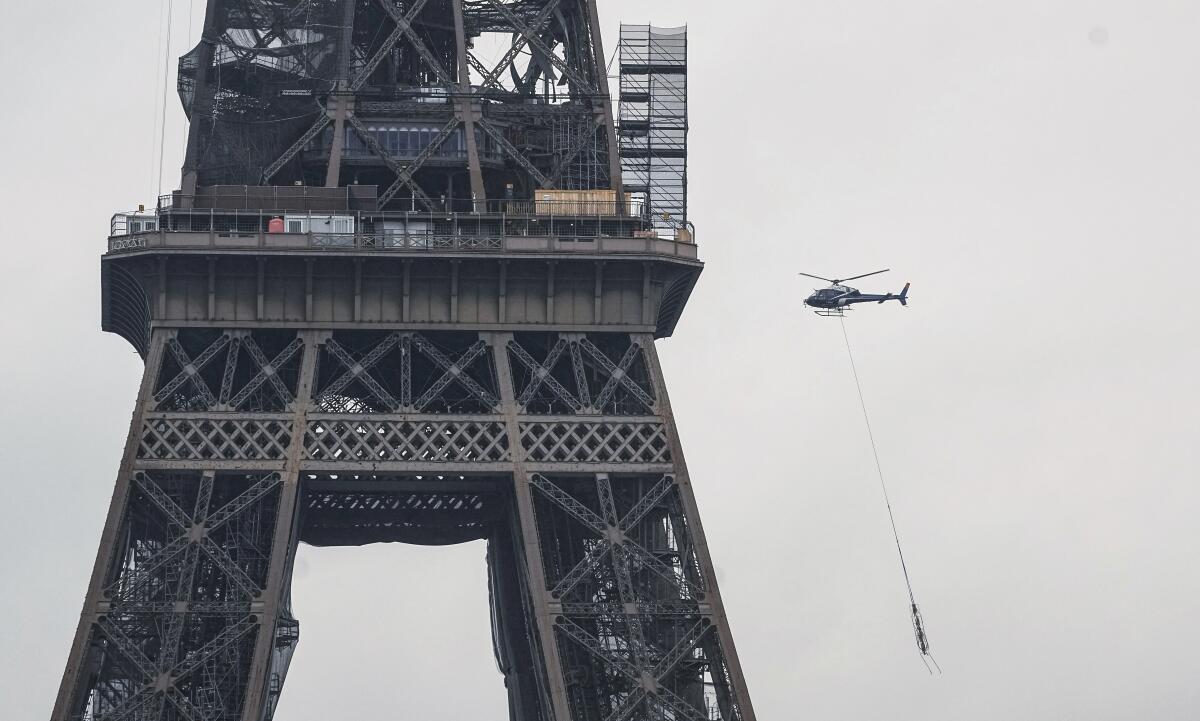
814;308;848;317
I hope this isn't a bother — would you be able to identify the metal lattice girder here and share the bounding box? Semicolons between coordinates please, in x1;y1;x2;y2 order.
374;118;463;207
86;469;280;721
154;334;231;409
599;479;650;669
59;327;757;721
411;336;499;411
477;118;551;187
519;421;671;464
139;417;293;460
559;601;701;617
305;418;510;462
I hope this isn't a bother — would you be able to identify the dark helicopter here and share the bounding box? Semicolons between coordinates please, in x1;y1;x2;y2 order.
799;269;910;316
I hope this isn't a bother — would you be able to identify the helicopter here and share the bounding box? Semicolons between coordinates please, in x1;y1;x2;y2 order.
799;269;910;316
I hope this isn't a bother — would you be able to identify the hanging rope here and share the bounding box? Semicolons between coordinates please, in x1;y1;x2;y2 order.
839;317;941;674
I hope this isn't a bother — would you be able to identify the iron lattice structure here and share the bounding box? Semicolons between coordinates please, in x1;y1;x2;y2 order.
54;2;752;720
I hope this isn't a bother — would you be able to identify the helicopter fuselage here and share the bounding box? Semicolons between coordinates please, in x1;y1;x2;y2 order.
803;282;910;310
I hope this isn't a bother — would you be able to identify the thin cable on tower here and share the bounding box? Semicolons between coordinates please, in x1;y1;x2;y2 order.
181;0;194;160
156;0;176;199
149;0;168;201
839;317;941;674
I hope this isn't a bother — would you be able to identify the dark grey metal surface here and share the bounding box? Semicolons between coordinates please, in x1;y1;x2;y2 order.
55;2;753;720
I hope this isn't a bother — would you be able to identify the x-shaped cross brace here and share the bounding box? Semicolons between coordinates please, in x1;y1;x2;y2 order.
578;338;656;412
468;0;565;92
535;474;693;601
154;334;231;410
220;335;304;410
411;336;499;411
509;337;584;411
318;334;402;411
96;472;280;721
555;617;714;721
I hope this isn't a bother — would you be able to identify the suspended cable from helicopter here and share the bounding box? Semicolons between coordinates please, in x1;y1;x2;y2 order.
801;268;939;671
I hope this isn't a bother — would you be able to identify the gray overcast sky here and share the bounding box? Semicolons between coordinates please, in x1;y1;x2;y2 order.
2;0;1199;719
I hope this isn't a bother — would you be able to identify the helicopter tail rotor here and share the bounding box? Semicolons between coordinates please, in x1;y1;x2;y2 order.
899;282;910;306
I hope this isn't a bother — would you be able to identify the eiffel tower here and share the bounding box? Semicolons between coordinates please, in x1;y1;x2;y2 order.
53;3;755;719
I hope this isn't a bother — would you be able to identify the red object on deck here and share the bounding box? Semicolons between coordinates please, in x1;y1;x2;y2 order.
267;217;285;233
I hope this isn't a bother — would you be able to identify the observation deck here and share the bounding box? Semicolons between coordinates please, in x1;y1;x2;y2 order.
103;187;702;359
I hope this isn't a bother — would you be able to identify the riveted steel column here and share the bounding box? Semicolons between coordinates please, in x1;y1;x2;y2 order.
240;329;323;721
638;333;758;720
489;330;573;721
51;331;170;720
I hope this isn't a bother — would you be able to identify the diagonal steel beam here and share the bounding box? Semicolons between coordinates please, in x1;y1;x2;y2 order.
205;474;282;532
509;338;578;409
550;540;612;598
133;473;193;531
228;336;304;410
475;0;564;91
485;0;595;93
412;337;499;410
350;0;433;90
373;0;452;83
652;619;710;680
529;474;606;533
200;538;262;599
619;475;675;532
104;535;190;604
319;336;401;410
155;335;229;409
604;688;647;721
477;118;551;187
260;114;332;184
168;616;258;680
581;339;655;411
621;541;700;599
217;336;242;407
374;118;461;208
555;618;641;682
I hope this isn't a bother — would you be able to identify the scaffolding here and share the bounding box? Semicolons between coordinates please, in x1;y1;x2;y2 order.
619;24;688;232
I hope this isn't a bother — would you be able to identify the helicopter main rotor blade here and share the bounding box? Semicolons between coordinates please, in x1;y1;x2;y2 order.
836;269;890;283
798;272;836;283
